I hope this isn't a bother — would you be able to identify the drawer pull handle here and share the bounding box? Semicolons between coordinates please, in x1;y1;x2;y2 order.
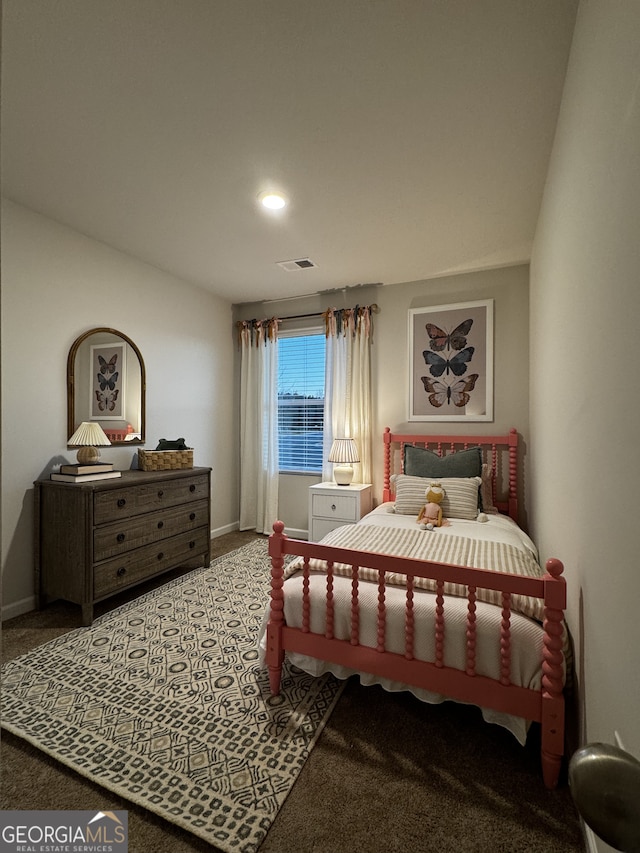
189;512;196;521
189;540;196;549
331;503;337;511
116;533;126;543
158;490;164;498
189;484;196;492
157;521;164;529
157;552;164;560
117;498;126;508
117;567;126;577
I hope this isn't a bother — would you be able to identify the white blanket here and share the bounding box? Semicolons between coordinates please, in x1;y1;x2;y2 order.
259;506;561;745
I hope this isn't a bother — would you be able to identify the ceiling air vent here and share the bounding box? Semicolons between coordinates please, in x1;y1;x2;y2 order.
276;258;318;272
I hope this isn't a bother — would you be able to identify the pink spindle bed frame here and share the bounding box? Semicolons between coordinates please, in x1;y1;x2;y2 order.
266;428;567;788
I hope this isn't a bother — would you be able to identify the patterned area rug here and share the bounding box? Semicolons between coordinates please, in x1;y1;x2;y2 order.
1;541;344;852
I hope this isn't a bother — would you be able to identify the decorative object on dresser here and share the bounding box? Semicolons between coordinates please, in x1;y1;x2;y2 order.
308;482;372;542
327;437;360;485
138;437;193;472
34;467;211;625
59;460;114;475
50;469;122;483
67;327;146;447
66;420;112;464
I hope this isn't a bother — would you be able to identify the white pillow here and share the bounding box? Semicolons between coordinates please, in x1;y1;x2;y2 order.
393;474;482;520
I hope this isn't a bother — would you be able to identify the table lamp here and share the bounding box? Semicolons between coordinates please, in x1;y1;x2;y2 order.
68;422;112;464
328;438;360;485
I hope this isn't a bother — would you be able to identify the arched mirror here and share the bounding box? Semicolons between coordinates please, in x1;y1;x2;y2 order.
67;328;146;446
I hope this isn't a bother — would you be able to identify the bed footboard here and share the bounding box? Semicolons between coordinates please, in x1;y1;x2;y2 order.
266;520;567;789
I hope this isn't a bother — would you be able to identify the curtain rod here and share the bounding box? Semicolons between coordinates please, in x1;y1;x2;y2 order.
236;304;379;325
280;303;379;321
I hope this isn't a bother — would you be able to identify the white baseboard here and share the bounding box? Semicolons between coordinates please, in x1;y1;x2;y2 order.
2;595;36;622
584;825;598;853
283;527;308;540
215;523;309;540
211;521;240;538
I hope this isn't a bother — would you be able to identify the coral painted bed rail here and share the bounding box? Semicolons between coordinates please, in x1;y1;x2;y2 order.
266;520;566;789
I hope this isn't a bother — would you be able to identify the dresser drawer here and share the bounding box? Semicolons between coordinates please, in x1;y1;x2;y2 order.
93;499;209;562
311;492;359;522
94;527;210;598
93;474;209;523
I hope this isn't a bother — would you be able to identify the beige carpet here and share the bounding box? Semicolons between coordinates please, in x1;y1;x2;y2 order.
1;540;344;852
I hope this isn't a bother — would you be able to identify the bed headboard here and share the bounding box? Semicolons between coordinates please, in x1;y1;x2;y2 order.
382;427;519;522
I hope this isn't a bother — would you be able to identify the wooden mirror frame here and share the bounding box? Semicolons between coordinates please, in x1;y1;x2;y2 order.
67;327;146;446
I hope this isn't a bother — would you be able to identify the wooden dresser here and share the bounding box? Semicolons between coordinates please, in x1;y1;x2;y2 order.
34;467;212;625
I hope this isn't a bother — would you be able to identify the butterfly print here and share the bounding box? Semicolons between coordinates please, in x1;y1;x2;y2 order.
97;371;118;391
95;389;119;411
423;346;474;377
426;319;473;352
421;374;479;408
98;354;118;374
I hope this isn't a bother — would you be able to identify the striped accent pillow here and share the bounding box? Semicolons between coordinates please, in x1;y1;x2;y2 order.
393;474;482;520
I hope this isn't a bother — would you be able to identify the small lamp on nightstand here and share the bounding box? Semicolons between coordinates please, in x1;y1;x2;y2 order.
68;421;111;464
328;438;360;486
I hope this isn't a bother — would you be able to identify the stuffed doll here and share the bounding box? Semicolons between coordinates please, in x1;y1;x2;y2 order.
417;482;445;530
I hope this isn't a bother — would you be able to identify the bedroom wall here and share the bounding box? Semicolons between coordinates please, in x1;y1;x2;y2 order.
235;263;530;535
530;0;640;835
1;200;237;620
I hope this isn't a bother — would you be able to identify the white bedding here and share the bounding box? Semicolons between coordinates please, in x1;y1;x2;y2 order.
259;505;561;745
361;502;539;556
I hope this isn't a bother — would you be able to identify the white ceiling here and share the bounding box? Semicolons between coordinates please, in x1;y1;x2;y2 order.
1;0;578;304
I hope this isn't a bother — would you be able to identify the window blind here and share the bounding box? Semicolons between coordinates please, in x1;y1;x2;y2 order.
277;333;325;473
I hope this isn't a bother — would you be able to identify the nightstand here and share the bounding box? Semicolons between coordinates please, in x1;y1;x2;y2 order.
308;482;372;541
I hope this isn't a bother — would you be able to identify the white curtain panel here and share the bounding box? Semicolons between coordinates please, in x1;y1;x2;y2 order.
239;323;279;533
322;308;373;485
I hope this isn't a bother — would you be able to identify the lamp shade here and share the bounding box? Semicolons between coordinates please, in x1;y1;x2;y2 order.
328;438;360;463
68;421;111;463
328;438;359;485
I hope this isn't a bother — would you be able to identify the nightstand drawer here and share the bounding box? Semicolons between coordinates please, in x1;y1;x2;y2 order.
312;518;350;540
311;492;358;522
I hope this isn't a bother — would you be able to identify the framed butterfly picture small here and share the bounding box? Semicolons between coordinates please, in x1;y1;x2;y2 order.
90;342;126;420
408;299;494;421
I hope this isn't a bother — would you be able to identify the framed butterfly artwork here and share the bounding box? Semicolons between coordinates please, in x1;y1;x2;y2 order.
90;342;126;420
408;299;493;421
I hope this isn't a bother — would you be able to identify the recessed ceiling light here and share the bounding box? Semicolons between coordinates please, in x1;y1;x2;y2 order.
259;191;287;210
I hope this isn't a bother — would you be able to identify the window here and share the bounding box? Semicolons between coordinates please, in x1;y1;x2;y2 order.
277;333;325;473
